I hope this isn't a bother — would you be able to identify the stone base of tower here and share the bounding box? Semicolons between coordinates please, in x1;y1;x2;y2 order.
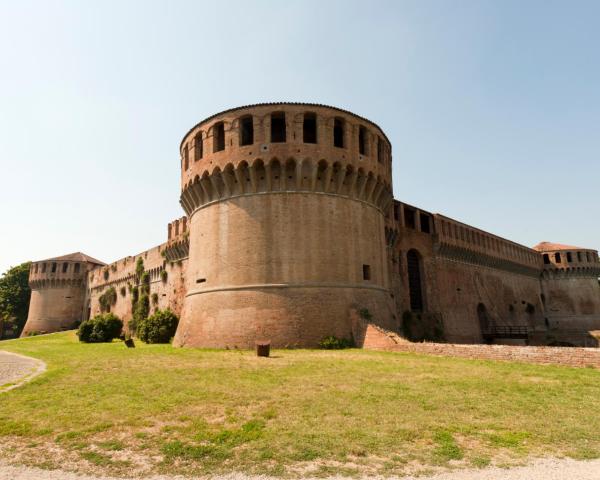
21;287;85;337
173;286;395;348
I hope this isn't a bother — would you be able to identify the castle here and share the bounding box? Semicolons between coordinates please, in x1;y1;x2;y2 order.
22;103;600;348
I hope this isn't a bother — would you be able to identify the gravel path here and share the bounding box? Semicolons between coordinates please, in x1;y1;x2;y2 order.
0;350;46;392
0;458;599;480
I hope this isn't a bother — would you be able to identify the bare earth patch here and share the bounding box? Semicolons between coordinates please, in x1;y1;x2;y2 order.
0;457;600;480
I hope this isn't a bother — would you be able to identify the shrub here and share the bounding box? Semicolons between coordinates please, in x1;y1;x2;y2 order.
151;293;158;305
135;257;144;279
137;309;179;344
78;313;123;343
318;335;354;349
161;270;168;282
98;287;117;313
130;293;149;335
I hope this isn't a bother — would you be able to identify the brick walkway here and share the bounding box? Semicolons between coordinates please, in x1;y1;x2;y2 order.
0;351;45;392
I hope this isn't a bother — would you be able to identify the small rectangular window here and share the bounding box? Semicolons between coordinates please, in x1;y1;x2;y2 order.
51;262;57;273
240;116;254;146
566;252;573;262
74;263;80;273
196;278;206;284
555;252;561;263
377;137;384;163
271;113;286;143
358;126;367;155
62;262;68;273
303;113;317;144
194;132;203;160
183;144;189;170
213;122;225;152
404;207;416;229
333;118;344;148
362;264;371;280
420;214;431;234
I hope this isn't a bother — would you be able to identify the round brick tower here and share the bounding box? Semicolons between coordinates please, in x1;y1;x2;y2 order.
174;103;395;348
21;252;104;336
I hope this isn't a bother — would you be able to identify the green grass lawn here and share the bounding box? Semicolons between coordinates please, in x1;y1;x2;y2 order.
0;332;599;477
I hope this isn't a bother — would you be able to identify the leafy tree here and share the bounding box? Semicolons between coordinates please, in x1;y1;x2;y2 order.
0;262;31;338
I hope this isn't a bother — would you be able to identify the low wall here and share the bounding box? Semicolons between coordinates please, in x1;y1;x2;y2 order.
362;324;600;368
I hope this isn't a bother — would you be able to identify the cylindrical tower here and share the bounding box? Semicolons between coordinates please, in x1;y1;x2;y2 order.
22;252;104;336
174;103;395;348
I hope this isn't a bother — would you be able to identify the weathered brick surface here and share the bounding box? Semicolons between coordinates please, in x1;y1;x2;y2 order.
362;323;600;368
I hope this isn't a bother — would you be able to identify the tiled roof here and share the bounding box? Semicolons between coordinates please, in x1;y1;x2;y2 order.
39;252;105;265
532;242;587;252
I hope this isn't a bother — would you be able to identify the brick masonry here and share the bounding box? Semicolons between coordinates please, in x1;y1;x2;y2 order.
361;322;600;368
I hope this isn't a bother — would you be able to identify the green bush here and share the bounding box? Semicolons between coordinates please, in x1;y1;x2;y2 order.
137;309;179;344
129;293;149;335
78;313;123;343
98;287;117;313
318;335;354;349
160;270;168;282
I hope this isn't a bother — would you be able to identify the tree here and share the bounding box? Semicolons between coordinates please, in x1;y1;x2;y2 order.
0;262;31;338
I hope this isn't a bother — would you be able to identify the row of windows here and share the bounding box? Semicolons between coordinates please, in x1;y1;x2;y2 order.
393;204;432;234
543;251;597;264
33;262;81;274
182;112;389;170
440;219;536;263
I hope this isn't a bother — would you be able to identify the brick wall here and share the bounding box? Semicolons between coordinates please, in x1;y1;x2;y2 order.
362;323;600;368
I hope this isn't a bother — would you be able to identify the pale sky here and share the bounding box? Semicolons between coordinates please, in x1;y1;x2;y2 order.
0;0;598;273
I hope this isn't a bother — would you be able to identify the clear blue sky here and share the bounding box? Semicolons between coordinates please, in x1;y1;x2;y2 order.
1;0;598;273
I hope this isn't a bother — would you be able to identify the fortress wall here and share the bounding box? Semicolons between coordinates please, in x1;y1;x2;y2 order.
175;103;395;348
23;284;86;335
87;243;188;327
433;259;544;343
176;192;394;348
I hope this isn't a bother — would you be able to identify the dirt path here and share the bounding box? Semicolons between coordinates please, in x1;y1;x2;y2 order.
0;458;599;480
0;350;46;393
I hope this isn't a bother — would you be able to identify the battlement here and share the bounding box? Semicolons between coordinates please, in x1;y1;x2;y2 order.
29;252;104;289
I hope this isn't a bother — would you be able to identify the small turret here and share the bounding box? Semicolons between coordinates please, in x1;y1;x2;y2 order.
21;252;104;336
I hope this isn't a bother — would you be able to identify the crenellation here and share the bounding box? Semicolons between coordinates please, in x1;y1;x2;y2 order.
21;102;600;348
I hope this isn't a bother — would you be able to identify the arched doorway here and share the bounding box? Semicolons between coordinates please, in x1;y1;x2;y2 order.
407;249;424;311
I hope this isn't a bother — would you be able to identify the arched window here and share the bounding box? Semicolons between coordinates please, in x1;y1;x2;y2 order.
358;126;368;155
554;252;561;263
303;113;317;143
271;112;286;143
194;132;203;160
239;116;253;146
333;118;344;148
543;253;550;264
213;122;225;152
407;249;424;312
566;252;573;262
